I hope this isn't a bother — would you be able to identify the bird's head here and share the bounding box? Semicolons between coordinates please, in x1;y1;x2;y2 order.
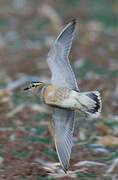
24;81;44;91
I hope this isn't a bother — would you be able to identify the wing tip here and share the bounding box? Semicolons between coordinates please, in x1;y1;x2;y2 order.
63;167;69;173
61;162;69;173
71;18;76;25
69;19;76;29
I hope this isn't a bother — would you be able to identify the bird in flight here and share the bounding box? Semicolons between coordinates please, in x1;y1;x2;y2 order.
24;19;102;172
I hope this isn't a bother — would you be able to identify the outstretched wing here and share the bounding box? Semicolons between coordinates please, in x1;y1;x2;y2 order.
47;19;78;90
53;108;75;172
46;20;79;171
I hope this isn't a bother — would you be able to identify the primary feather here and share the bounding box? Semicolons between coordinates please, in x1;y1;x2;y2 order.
47;19;78;171
47;19;78;90
53;108;75;172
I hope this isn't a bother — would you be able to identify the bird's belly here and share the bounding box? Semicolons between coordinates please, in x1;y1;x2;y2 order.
43;85;80;109
62;91;81;109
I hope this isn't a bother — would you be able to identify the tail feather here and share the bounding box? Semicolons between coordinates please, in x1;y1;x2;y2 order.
77;91;102;117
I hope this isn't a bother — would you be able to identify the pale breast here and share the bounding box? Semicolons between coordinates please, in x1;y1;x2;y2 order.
42;85;71;106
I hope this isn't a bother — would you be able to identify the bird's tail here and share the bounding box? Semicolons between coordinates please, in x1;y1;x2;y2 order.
77;91;102;117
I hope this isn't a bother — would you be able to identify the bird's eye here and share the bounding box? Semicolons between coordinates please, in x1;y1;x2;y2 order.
32;84;35;87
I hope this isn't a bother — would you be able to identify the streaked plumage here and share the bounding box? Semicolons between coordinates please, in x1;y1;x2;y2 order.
24;20;102;172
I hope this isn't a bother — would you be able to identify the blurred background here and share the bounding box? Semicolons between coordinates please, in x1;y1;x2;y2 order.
0;0;118;179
